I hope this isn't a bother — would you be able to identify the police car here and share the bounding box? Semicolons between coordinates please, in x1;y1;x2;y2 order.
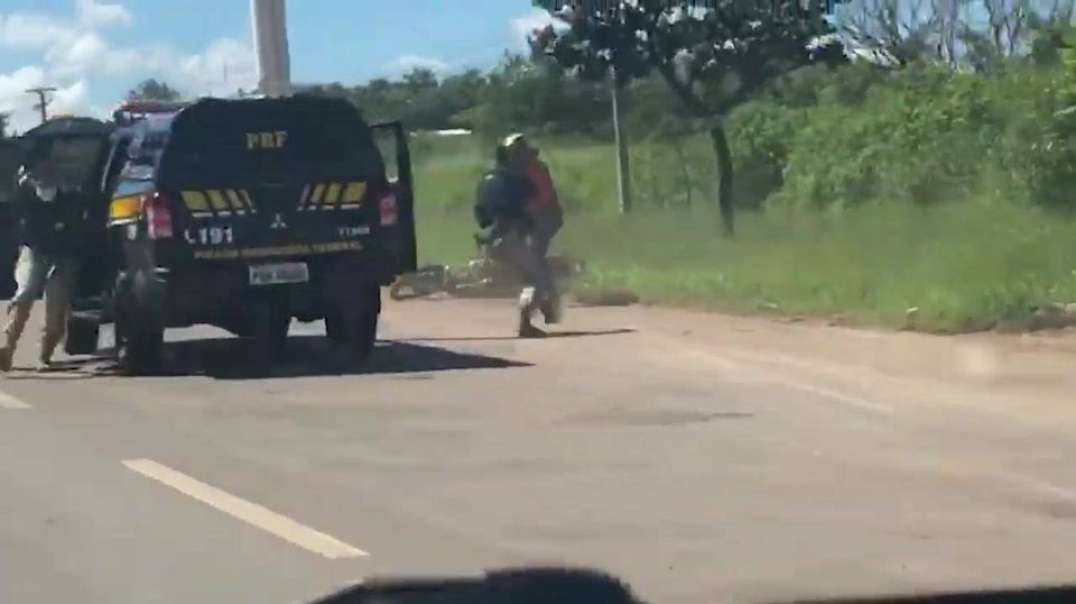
68;96;417;374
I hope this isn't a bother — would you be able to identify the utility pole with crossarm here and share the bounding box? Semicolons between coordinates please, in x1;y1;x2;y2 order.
25;87;57;125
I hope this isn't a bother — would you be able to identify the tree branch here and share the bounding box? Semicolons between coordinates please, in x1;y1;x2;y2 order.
641;7;715;118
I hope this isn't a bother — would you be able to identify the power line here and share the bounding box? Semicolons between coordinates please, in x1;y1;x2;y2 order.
25;87;57;125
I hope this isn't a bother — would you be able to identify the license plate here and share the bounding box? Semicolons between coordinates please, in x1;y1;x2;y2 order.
249;262;309;286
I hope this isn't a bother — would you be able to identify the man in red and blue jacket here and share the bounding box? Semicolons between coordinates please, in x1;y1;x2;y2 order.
503;134;564;325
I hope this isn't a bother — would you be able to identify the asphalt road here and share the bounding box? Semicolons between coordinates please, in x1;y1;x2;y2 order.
2;295;1076;604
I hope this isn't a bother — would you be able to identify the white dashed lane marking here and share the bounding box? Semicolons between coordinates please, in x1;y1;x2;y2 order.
0;391;31;410
123;458;368;560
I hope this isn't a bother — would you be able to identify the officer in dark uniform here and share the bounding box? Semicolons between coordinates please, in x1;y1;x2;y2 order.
0;141;90;370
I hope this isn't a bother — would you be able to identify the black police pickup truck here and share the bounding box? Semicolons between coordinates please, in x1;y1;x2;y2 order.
69;96;417;374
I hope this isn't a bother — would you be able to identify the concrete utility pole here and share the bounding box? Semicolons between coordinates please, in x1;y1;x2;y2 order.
250;0;292;97
609;68;632;214
25;87;57;124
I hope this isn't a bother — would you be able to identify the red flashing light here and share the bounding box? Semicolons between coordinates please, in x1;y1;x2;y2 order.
379;191;398;227
143;192;174;239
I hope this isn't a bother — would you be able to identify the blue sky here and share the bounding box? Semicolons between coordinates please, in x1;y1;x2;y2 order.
0;0;552;132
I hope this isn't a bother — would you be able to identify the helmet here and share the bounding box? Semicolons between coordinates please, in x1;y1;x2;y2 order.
502;133;527;149
501;133;537;160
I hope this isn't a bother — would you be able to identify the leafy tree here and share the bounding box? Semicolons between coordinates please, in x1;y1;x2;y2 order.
404;69;488;130
127;79;181;102
530;0;857;234
836;0;938;64
1025;25;1076;210
440;69;489;115
477;53;608;137
402;68;439;94
835;0;1076;71
305;52;611;135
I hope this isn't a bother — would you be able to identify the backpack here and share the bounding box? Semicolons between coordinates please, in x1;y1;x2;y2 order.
474;169;531;230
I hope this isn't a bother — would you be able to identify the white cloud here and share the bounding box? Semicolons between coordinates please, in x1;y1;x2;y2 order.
0;69;87;134
180;38;258;97
76;0;132;29
384;54;450;76
49;79;91;117
511;9;558;51
0;2;257;132
0;66;47;111
0;13;74;50
45;31;108;72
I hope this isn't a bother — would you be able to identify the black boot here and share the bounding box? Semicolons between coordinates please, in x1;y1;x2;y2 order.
540;293;563;325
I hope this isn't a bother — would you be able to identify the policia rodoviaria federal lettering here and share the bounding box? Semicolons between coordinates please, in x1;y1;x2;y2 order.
0;142;92;371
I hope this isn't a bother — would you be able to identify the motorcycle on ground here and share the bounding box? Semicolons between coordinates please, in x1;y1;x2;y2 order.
389;234;585;301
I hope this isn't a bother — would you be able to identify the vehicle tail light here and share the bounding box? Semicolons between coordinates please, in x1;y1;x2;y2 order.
143;192;174;239
379;191;398;227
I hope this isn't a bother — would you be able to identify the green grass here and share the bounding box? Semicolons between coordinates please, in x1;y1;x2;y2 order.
411;134;1076;333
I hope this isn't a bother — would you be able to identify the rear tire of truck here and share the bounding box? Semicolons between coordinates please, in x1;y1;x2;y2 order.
114;272;166;376
325;286;380;367
353;305;379;362
249;299;290;371
117;318;164;376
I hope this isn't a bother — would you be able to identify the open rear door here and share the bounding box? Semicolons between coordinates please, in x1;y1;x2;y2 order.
371;121;417;275
0;140;21;298
18;118;114;303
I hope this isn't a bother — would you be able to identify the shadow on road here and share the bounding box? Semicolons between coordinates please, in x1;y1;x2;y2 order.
396;328;637;343
2;364;97;380
22;335;531;380
172;336;531;380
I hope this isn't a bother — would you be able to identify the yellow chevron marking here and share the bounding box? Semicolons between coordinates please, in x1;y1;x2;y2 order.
225;189;246;213
239;189;256;213
308;183;327;208
342;182;367;204
181;191;210;213
323;183;343;206
206;190;231;213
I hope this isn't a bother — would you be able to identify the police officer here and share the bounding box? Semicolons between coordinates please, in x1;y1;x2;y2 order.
0;143;84;371
474;144;553;338
503;134;564;324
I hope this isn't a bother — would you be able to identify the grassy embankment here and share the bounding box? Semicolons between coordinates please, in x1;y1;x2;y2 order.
410;134;1076;333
